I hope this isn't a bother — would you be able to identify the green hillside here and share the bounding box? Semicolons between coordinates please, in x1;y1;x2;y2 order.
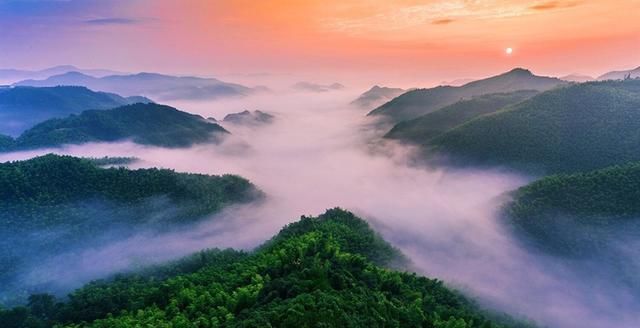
0;154;261;304
368;68;563;122
431;80;640;174
0;103;228;152
0;209;532;328
0;86;152;136
385;90;537;142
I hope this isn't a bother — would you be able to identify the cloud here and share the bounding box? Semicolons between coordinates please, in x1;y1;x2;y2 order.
432;18;455;25
84;17;139;25
3;89;639;327
529;1;582;11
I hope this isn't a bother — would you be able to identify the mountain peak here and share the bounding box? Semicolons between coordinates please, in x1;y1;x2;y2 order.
505;68;533;76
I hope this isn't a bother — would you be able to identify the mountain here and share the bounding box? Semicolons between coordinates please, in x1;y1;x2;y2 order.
440;78;477;86
0;208;531;328
0;86;152;136
429;80;640;174
503;162;640;296
0;103;228;152
15;72;255;101
385;90;538;143
0;154;261;304
222;110;275;126
351;85;406;109
559;74;594;82
0;65;123;83
368;68;565;123
292;81;345;92
598;66;640;80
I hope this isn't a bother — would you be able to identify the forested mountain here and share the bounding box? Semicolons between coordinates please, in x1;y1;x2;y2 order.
351;85;406;109
222;110;275;126
0;208;532;328
0;154;261;304
429;80;640;174
385;90;538;143
0;86;152;136
15;71;255;101
598;66;640;80
0;103;228;151
368;68;564;122
503;163;640;294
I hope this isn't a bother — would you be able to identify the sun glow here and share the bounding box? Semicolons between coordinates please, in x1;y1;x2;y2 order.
505;47;514;55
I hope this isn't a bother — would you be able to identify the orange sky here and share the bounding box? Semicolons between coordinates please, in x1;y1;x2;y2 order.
2;0;639;86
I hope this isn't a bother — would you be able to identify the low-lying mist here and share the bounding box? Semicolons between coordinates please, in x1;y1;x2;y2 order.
1;90;638;327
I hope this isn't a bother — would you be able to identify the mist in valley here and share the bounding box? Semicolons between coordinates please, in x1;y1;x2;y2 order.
2;89;639;328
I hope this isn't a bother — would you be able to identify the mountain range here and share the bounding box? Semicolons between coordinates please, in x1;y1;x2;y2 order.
597;66;640;80
0;65;123;84
368;68;565;122
15;71;256;101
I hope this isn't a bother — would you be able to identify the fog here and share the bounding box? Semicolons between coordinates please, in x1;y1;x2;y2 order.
1;89;639;327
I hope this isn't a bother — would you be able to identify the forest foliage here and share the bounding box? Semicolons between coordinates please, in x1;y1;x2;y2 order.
0;154;261;305
429;80;640;174
0;208;533;328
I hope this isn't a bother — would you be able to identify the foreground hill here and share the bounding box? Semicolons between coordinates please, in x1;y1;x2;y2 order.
0;208;531;328
430;80;640;174
0;86;151;136
0;154;261;304
15;71;254;101
368;68;564;122
385;90;537;143
0;103;228;151
351;85;406;109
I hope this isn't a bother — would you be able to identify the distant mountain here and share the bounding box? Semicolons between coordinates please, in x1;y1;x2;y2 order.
368;68;565;122
0;86;152;136
292;81;345;92
0;154;260;303
351;85;406;109
222;110;275;126
559;74;594;82
0;65;123;83
429;80;640;174
598;66;640;80
0;103;228;152
15;72;255;101
385;90;538;143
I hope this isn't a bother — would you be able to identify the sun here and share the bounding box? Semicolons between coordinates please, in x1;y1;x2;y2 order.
505;47;514;55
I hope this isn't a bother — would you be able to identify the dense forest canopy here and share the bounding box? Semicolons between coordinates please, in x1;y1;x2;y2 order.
0;86;151;136
0;154;261;305
0;208;533;328
385;90;538;143
0;103;228;152
429;80;640;174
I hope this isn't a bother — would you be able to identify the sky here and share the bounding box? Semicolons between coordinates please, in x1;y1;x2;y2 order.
1;0;639;86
